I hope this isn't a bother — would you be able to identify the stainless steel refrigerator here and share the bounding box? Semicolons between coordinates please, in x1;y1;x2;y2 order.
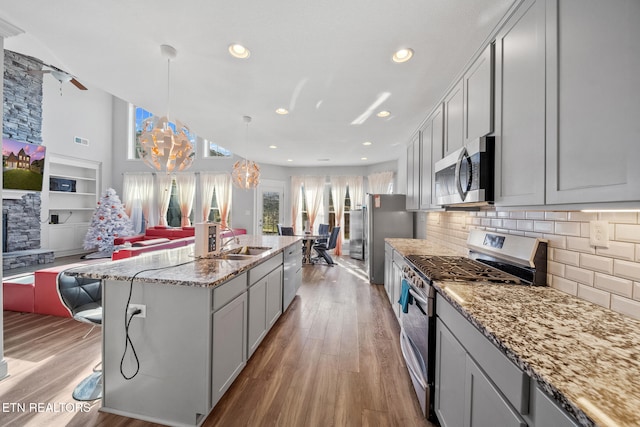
360;194;414;284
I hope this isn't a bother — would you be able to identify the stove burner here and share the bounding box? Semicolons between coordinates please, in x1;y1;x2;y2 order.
405;255;521;284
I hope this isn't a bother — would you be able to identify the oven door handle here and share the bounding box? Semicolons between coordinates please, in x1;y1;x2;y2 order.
408;288;433;317
400;329;427;389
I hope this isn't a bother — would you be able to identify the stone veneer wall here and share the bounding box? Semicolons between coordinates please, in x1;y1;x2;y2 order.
426;210;640;320
2;50;44;253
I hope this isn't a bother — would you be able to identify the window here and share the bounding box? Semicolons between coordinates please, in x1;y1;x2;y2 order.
328;187;351;240
128;104;232;160
166;179;194;226
204;140;232;158
208;187;222;223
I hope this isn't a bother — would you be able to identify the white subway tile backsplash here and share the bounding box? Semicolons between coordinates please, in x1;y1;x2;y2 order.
565;265;594;286
596;242;636;261
580;254;614;274
615;224;640;243
610;295;640;320
534;221;554;233
567;237;596;254
599;212;638;224
425;209;640;319
554;221;581;236
552;276;578;295
545;211;568;221
553;249;579;266
548;261;565;277
526;211;545;220
594;273;633;298
568;212;597;222
577;284;610;308
613;260;640;281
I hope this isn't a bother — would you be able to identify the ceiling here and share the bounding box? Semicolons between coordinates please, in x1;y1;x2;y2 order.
0;0;515;167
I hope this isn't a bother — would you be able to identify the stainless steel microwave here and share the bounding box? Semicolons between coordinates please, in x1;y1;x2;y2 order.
434;136;494;206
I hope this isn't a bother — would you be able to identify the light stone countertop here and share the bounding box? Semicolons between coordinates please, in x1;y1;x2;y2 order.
386;238;640;427
67;235;302;288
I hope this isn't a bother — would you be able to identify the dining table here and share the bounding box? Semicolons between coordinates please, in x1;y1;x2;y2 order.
298;233;329;264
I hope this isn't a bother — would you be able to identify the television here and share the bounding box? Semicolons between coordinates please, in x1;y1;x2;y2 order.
2;138;47;192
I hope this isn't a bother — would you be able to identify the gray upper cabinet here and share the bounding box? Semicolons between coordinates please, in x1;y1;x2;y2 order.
420;104;444;210
494;0;546;206
444;79;465;155
406;131;420;210
464;44;494;143
545;0;640;204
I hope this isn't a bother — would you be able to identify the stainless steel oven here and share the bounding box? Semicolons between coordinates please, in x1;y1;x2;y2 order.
399;266;436;421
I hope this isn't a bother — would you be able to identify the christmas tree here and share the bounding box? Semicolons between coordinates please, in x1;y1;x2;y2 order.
84;188;135;254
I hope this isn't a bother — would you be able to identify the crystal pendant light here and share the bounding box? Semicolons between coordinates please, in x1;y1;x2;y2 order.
138;44;195;173
232;116;260;189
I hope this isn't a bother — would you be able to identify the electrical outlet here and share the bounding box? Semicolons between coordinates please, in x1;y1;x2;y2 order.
129;304;146;318
589;220;610;248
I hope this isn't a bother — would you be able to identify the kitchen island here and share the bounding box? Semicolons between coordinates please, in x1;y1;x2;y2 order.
387;238;640;427
67;235;302;427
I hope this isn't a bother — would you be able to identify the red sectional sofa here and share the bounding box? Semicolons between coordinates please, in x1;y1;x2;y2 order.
112;226;196;260
111;226;247;260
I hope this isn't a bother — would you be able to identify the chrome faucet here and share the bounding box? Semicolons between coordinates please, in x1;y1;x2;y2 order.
219;226;240;251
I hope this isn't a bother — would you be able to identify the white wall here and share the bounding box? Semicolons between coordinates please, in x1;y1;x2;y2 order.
42;76;114;190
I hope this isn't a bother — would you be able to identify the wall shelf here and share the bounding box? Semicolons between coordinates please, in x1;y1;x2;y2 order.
43;153;102;256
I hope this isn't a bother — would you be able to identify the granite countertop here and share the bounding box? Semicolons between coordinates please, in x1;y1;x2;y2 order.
385;238;465;257
386;238;640;427
67;235;302;288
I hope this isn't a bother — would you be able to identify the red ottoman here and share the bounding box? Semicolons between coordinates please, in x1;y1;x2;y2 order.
3;274;36;313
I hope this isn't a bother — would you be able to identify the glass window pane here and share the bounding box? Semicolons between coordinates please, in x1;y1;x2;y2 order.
167;180;181;227
262;191;280;235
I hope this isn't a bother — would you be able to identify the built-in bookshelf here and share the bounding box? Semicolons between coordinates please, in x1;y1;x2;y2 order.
43;153;101;256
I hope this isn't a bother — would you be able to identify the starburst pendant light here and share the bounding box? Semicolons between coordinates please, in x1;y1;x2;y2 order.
138;44;195;173
232;116;261;189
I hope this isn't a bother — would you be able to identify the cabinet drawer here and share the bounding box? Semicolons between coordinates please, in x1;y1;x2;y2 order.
436;293;529;413
213;273;247;311
249;253;283;285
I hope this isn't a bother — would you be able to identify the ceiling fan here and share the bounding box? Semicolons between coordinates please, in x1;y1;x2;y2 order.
27;65;87;91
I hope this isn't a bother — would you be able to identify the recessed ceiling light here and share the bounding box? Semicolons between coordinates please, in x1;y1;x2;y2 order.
362;141;372;146
361;157;368;160
392;48;414;63
377;110;391;118
228;43;250;59
275;108;288;115
269;145;278;149
287;159;293;162
317;158;331;162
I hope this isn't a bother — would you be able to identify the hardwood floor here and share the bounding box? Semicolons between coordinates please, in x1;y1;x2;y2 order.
0;256;435;427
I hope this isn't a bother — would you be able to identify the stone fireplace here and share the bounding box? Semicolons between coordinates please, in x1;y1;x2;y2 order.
2;50;54;270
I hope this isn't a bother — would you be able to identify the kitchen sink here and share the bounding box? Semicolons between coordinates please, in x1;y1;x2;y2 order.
215;246;271;260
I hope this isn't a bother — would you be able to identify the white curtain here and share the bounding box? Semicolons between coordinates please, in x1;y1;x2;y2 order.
214;173;233;229
200;172;217;223
156;173;173;226
368;171;394;194
303;176;325;233
346;176;364;209
123;172;155;232
291;176;303;234
330;176;348;256
175;173;196;227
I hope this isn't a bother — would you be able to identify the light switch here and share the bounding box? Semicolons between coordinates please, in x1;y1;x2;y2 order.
589;220;609;248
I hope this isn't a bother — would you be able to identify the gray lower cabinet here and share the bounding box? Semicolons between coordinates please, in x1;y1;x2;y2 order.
465;355;526;427
435;318;467;427
248;256;284;357
529;385;579;427
212;291;247;406
436;294;530;427
384;243;393;303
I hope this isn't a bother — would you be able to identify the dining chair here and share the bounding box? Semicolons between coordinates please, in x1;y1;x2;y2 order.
312;226;340;266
